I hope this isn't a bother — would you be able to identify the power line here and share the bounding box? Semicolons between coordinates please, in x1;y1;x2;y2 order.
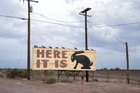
89;23;125;43
31;19;84;29
1;14;140;28
33;12;84;23
88;21;140;27
0;14;27;20
0;14;84;29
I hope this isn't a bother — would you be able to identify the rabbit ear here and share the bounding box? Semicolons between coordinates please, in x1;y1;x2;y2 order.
72;51;84;56
74;51;84;55
71;51;84;57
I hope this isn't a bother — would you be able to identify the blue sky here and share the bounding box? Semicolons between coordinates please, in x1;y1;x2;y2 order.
0;0;140;69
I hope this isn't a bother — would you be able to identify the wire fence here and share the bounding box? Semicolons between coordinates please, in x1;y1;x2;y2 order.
1;69;139;84
30;70;140;84
92;70;140;84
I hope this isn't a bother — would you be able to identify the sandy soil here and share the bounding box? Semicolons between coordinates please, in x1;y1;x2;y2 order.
0;77;140;93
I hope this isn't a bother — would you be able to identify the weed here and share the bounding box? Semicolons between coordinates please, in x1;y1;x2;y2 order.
6;69;27;79
45;76;56;84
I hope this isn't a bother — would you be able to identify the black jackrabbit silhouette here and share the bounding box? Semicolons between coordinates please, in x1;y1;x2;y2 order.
71;51;93;69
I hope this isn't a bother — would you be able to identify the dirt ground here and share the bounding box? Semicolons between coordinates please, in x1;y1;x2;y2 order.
0;77;140;93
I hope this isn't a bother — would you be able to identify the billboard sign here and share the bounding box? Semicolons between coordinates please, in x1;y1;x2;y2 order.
32;48;96;71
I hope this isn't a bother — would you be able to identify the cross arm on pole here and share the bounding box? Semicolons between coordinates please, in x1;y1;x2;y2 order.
80;8;91;13
26;0;38;3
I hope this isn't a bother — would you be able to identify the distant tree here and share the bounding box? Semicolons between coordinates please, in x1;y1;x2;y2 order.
100;68;108;70
114;67;121;70
110;68;114;70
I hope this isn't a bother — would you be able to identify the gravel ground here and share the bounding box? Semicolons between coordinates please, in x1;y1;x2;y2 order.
0;77;140;93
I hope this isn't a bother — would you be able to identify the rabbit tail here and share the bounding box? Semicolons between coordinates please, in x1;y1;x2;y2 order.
90;62;93;66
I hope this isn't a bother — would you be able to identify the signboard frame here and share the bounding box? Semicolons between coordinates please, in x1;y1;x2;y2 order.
32;48;96;71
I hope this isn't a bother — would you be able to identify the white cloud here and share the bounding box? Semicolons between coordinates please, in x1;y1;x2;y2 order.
94;25;120;41
95;47;126;69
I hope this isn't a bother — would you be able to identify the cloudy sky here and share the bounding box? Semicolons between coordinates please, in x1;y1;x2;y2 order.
0;0;140;69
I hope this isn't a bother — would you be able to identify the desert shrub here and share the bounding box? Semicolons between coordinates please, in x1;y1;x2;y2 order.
100;68;108;70
19;70;27;78
6;69;27;79
7;69;18;78
45;76;56;84
47;71;55;76
60;78;73;83
114;67;121;70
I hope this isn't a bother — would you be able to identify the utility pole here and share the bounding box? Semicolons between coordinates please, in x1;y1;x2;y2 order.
80;8;91;82
22;0;38;80
125;42;130;84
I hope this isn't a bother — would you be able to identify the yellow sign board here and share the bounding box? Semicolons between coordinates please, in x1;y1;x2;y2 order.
32;48;96;71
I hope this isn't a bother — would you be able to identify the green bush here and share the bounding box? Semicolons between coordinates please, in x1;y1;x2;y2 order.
19;70;27;78
100;68;108;70
7;69;18;78
45;76;56;84
114;67;121;70
6;69;27;79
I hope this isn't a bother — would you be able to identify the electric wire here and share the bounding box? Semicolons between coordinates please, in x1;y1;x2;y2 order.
0;14;27;20
33;12;84;23
0;14;84;29
88;23;125;44
1;14;140;28
0;14;82;48
31;19;84;29
88;20;140;27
